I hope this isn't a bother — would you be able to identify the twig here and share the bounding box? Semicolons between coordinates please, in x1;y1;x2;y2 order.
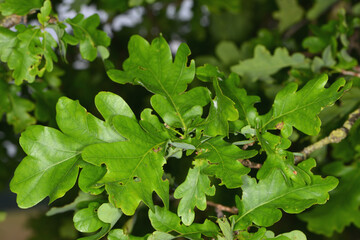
207;201;238;217
295;108;360;164
341;69;360;78
239;159;262;169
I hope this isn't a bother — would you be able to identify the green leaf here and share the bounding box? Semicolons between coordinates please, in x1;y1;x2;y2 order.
10;93;125;208
196;137;257;188
30;83;62;125
231;159;338;230
0;24;59;84
82;115;170;215
108;229;147;240
108;34;194;95
259;74;350;137
3;26;41;84
278;230;307;240
97;203;122;225
37;0;51;26
255;133;310;184
66;14;111;61
220;73;260;127
46;191;103;216
0;212;6;222
236;228;307;240
151;87;211;130
217;218;233;240
108;35;210;131
273;0;304;32
201;78;239;136
299;162;360;237
5;84;36;133
174;160;216;226
307;0;338;20
0;0;43;16
231;45;307;82
73;202;106;233
216;41;241;65
149;206;219;240
302;21;337;53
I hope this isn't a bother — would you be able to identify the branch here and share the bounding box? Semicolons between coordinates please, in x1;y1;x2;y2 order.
295;108;360;164
207;201;238;217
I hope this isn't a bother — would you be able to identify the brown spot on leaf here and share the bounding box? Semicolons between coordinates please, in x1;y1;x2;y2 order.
276;122;285;130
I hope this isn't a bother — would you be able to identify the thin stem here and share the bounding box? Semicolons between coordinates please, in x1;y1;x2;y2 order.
295;107;360;164
207;201;238;218
239;159;262;169
341;69;360;78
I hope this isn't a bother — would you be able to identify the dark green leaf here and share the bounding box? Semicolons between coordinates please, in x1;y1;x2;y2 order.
299;162;360;237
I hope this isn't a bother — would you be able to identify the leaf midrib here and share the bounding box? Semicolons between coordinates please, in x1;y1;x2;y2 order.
260;86;338;131
235;180;332;225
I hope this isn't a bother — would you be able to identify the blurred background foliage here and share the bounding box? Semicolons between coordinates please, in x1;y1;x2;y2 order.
1;0;360;239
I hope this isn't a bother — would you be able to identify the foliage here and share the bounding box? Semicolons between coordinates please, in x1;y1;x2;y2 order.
2;0;360;240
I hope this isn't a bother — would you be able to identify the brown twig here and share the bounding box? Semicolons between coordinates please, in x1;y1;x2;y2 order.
207;201;238;218
239;159;262;169
341;69;360;78
295;108;360;164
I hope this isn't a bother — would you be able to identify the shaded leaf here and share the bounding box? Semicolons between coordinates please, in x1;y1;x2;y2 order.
273;0;304;32
299;162;360;236
66;14;111;61
74;202;105;233
220;73;260;127
307;0;338;20
0;24;58;84
46;191;103;216
149;206;219;240
108;229;147;240
97;203;122;225
231;45;307;82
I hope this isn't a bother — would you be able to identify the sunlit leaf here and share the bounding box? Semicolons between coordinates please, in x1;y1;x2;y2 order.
231;159;338;230
174;160;216;226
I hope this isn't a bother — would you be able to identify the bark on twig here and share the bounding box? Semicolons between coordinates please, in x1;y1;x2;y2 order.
295;108;360;164
207;201;238;218
341;69;360;78
239;159;262;169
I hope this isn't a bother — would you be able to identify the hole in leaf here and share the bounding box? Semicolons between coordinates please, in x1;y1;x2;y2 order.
133;176;141;182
